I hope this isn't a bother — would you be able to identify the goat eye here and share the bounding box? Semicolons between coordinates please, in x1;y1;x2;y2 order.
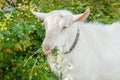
61;26;67;31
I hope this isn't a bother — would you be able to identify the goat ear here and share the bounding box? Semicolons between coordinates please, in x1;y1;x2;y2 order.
31;9;47;20
73;8;90;22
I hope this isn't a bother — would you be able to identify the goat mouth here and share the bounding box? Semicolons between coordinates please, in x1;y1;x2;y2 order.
43;49;52;54
43;46;57;54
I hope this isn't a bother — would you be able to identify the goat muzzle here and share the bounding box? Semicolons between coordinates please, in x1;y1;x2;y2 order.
42;44;51;54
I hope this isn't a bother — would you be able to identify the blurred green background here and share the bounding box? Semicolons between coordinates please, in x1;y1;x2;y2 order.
0;0;120;80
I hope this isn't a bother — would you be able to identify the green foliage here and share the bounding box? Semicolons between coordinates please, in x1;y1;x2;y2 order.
0;0;120;80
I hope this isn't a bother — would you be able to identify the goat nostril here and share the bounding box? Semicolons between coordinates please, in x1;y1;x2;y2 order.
43;45;50;52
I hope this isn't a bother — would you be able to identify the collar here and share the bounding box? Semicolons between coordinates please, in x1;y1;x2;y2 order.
64;28;80;54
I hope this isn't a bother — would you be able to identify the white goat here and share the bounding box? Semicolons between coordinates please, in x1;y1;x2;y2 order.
31;9;120;80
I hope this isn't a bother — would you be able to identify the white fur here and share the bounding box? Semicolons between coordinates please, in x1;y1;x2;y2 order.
56;22;120;80
31;9;120;80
